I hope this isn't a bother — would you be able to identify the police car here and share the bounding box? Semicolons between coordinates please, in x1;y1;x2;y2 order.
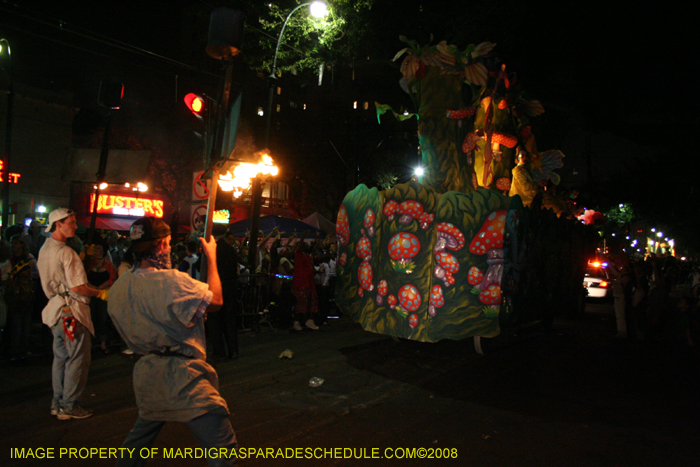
583;261;611;299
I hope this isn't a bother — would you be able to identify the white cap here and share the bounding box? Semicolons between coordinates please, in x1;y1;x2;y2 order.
45;208;75;233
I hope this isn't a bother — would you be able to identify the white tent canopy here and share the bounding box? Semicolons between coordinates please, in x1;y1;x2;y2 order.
303;212;336;240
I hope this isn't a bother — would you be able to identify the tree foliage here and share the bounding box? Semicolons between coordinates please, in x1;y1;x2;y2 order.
241;0;374;76
603;203;636;228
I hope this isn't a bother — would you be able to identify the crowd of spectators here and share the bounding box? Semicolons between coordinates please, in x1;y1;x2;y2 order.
606;252;700;355
0;217;338;364
8;214;696;366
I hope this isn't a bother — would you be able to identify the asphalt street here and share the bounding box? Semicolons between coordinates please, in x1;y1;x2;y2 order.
2;301;699;467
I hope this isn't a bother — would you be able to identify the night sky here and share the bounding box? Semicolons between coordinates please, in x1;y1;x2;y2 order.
1;0;696;247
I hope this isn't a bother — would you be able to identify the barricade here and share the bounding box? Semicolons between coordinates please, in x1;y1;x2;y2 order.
237;273;273;329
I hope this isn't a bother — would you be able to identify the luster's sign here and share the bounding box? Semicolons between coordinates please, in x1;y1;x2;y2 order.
90;193;164;218
0;160;21;183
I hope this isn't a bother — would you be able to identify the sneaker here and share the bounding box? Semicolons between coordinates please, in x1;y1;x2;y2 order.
305;319;319;331
50;405;59;417
293;321;303;332
57;405;93;420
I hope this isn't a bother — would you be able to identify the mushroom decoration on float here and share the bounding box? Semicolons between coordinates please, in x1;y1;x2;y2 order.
479;284;502;317
408;313;419;329
363;209;376;237
495;178;511;195
383;199;399;222
336;205;350;246
468;209;507;314
428;284;445;317
397;200;424;225
338;252;347;267
434;251;460;286
357;261;374;297
355;234;372;261
434;222;465;254
445;107;480;164
418;212;434;230
445;106;477;120
468;265;484;286
388;232;420;273
462;132;481;165
387;294;397;309
376;279;388;305
396;284;421;318
489;132;518;160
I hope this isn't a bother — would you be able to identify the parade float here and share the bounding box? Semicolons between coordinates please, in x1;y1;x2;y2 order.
335;38;595;348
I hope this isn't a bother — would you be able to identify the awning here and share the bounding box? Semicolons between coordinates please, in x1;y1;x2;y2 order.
77;216;135;232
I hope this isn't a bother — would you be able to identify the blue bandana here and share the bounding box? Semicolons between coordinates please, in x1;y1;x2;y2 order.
144;251;172;270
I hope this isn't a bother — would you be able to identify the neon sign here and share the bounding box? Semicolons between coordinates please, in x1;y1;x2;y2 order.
0;160;21;183
213;209;230;224
90;193;164;218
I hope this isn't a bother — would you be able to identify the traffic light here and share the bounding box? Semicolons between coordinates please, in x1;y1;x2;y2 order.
184;93;206;117
99;80;124;109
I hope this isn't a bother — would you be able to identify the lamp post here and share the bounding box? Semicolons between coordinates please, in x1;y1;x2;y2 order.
249;1;327;268
1;38;13;232
88;80;124;244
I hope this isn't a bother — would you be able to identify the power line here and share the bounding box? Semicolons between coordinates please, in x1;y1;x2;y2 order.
0;0;304;77
0;0;221;79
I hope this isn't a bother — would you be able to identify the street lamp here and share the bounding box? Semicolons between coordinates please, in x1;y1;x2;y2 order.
0;38;13;231
263;1;328;148
249;1;327;268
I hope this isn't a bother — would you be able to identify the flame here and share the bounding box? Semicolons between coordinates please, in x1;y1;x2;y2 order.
218;155;279;192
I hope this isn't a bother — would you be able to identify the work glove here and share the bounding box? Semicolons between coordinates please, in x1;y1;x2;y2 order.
97;289;109;301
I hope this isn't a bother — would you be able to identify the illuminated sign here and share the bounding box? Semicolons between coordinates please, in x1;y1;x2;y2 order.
0;160;21;183
90;193;164;218
213;209;230;224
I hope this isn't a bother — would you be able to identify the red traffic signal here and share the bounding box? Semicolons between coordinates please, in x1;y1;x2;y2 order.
99;80;124;109
184;93;205;115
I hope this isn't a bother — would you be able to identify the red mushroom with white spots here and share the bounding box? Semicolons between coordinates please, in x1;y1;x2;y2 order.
434;222;465;253
434;251;460;287
397;200;424;225
383;199;399;222
357;260;374;296
387;294;397;309
388;232;420;273
428;284;445;317
467;265;484;286
479;283;502;317
491;132;518;149
462;132;482;164
376;279;388;305
338;252;347;267
363;209;376;237
336;205;350;246
469;210;507;306
355;235;372;261
408;313;419;329
397;284;421;317
495;178;511;195
418;212;434;230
